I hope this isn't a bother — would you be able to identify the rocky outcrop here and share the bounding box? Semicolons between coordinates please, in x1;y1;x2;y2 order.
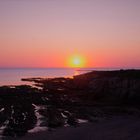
1;70;140;137
74;70;140;104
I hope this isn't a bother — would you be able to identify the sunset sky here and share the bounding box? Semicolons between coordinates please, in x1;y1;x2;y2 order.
0;0;140;68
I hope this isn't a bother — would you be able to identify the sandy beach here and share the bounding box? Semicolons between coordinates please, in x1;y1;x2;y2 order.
2;115;140;140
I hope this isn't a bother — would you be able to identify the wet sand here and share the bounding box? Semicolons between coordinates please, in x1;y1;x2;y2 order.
4;115;140;140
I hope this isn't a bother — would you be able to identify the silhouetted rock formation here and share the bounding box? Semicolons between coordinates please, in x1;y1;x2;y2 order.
0;69;140;138
74;70;140;104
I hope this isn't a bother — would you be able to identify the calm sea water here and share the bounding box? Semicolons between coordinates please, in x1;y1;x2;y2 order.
0;67;138;86
0;68;88;86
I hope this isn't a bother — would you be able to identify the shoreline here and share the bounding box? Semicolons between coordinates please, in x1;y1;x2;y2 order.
0;69;140;139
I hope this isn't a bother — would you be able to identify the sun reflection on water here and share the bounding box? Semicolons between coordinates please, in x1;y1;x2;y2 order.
74;70;80;76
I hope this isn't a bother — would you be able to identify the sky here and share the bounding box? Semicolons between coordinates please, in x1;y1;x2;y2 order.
0;0;140;68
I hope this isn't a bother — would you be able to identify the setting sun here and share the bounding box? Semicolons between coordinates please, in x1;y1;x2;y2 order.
68;55;86;68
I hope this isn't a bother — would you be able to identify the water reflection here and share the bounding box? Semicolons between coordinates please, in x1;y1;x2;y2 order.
74;70;80;76
0;68;77;86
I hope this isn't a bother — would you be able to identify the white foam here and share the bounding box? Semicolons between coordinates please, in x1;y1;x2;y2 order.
28;126;47;133
77;119;88;123
0;108;4;112
28;104;48;133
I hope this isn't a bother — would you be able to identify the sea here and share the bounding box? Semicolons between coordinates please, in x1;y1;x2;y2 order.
0;67;138;86
0;68;86;86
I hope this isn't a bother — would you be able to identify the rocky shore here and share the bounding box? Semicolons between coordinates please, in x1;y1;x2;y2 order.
0;69;140;139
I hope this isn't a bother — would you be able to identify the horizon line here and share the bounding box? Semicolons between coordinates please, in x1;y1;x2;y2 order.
0;67;140;69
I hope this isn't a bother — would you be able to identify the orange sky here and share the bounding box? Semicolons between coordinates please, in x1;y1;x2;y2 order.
0;0;140;68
